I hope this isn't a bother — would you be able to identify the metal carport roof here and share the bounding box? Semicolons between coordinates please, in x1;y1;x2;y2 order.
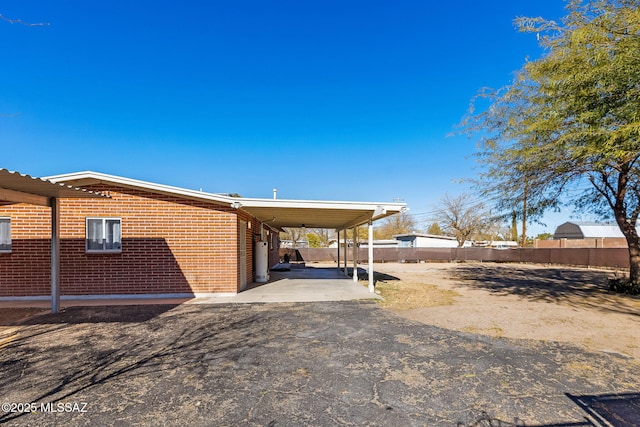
46;171;406;231
0;169;106;206
231;198;404;231
0;169;108;313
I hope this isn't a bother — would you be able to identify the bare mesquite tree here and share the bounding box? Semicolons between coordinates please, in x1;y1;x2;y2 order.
375;212;416;239
431;194;490;247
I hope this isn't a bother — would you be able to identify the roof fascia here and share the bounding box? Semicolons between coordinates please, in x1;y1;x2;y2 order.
46;171;236;206
45;172;408;226
236;197;406;212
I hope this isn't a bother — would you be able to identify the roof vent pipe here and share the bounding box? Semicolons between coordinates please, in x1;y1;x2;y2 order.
273;188;277;199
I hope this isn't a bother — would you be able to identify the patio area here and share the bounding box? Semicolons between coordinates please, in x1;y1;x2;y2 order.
0;264;379;311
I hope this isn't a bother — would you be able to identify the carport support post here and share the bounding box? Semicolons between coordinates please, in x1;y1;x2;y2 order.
336;230;341;271
368;220;374;293
343;230;348;275
50;197;61;314
352;227;358;282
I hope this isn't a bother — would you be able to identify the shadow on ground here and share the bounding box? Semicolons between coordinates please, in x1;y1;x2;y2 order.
19;304;182;325
0;308;49;328
452;264;640;317
350;267;401;282
0;304;270;425
0;302;638;426
457;410;594;426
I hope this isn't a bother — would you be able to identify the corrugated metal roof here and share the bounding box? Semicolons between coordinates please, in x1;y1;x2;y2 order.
554;221;626;239
0;168;107;206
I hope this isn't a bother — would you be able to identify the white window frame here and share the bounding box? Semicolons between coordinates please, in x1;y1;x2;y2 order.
0;217;11;253
86;217;122;253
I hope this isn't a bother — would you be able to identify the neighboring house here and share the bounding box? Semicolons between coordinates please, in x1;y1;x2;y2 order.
328;239;355;248
358;239;399;248
280;239;309;249
471;240;519;249
0;170;405;300
393;233;459;248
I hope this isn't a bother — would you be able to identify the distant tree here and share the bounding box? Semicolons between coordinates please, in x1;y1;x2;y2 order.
478;220;511;242
510;212;519;243
535;233;553;241
306;233;321;248
353;225;377;242
427;222;443;235
309;228;331;247
431;194;490;247
376;212;416;239
461;0;640;293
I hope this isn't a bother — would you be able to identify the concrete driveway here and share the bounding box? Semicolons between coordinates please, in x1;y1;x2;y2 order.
0;265;377;311
0;301;638;426
200;265;380;303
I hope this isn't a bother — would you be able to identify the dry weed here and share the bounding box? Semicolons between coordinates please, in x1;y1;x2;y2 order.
375;280;459;310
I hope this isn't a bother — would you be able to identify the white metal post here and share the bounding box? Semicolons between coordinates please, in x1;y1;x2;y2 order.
337;230;341;271
50;198;60;313
343;229;348;275
352;227;358;282
368;220;374;293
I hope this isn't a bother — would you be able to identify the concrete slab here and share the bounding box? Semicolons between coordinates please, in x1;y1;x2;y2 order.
194;265;380;303
0;265;378;309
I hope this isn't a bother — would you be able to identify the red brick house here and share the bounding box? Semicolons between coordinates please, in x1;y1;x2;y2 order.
0;170;405;302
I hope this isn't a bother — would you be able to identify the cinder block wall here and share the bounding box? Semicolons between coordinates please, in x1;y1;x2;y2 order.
0;185;252;297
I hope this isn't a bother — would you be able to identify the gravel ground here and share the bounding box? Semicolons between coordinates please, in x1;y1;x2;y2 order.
369;262;640;360
1;301;638;426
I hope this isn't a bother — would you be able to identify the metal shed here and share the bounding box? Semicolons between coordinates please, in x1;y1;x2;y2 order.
553;221;624;239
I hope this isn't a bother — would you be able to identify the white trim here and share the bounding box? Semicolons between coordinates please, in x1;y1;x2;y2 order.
238;197;405;211
46;170;408;232
46;171;236;206
48;170;407;211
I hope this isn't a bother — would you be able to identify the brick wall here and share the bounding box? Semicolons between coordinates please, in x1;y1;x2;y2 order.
0;184;271;297
535;238;628;248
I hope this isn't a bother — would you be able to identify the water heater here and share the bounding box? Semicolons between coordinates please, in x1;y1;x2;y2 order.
255;241;269;283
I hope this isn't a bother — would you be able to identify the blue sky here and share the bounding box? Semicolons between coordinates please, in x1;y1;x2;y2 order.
2;1;578;235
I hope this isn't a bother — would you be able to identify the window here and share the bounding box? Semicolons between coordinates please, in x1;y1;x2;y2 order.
398;239;412;248
0;218;10;253
86;218;122;253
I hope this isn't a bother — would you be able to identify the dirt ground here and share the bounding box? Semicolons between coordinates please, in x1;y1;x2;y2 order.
1;263;639;424
0;308;48;331
1;261;639;362
370;262;640;361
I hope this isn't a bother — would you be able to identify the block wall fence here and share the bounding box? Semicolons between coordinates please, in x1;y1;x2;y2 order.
282;247;630;269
